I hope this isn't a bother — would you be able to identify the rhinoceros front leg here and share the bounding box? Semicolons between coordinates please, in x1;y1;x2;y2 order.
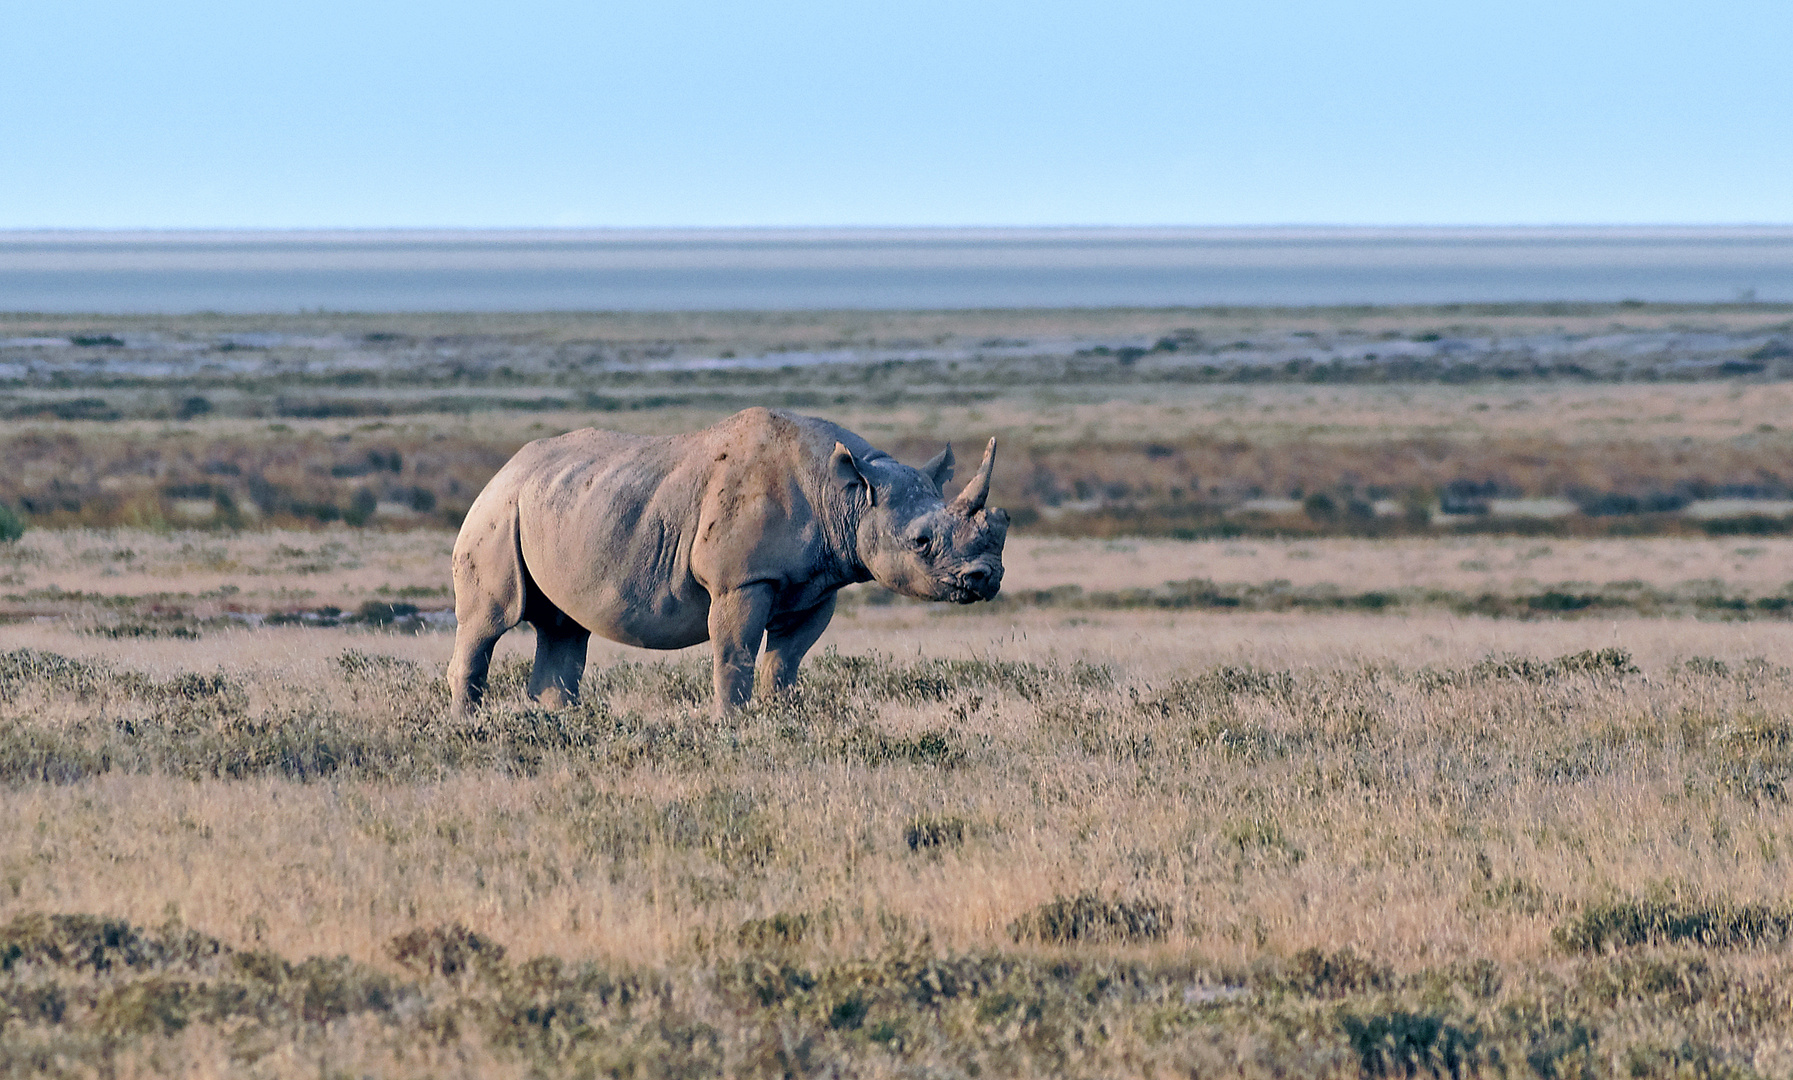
762;594;837;695
707;583;774;718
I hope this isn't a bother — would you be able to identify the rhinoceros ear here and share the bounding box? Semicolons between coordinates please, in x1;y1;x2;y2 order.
920;444;955;493
831;441;873;505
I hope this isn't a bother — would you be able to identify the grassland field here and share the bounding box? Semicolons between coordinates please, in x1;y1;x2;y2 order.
9;306;1793;1077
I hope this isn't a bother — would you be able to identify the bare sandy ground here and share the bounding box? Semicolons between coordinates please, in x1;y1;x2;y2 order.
7;528;1793;617
1008;534;1793;593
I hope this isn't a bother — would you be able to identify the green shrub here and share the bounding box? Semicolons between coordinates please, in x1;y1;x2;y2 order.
1338;1009;1481;1079
0;502;23;543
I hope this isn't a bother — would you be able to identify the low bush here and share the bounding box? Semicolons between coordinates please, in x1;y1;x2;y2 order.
1555;897;1793;953
386;923;507;978
1008;893;1173;945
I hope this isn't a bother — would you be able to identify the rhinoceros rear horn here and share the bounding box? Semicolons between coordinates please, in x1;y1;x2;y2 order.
920;444;955;493
949;437;997;515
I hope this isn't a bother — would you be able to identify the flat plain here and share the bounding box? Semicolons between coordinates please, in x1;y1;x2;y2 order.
7;306;1793;1078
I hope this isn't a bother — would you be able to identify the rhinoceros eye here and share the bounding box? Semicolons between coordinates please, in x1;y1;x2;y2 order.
910;533;931;552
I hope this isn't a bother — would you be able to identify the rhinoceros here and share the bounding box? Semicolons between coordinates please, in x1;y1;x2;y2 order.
449;407;1009;717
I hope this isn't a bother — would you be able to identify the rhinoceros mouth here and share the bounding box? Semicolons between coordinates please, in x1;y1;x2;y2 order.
943;576;1001;604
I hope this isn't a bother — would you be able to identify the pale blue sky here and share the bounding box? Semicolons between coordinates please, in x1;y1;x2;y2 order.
3;1;1789;228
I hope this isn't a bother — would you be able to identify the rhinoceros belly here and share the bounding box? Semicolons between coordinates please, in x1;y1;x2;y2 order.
540;574;712;650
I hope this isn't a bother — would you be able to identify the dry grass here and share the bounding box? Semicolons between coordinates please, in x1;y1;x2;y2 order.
6;602;1793;1075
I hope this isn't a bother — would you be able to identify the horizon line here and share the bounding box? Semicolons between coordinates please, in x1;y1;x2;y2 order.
7;223;1793;239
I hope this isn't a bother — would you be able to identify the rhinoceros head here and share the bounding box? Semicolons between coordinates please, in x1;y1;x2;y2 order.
831;437;1009;603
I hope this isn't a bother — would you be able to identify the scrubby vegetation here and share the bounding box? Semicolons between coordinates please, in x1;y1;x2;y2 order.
6;642;1793;1075
5;305;1793;537
10;408;1793;540
14;907;1750;1080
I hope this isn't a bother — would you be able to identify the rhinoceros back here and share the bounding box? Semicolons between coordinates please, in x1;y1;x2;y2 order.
454;410;857;651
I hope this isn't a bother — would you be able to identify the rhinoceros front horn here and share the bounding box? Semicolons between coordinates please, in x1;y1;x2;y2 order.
949;437;997;515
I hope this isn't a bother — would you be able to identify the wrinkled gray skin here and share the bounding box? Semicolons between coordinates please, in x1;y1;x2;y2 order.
449;408;1009;718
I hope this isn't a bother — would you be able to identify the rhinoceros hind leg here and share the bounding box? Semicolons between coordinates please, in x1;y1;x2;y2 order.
762;594;837;696
528;610;590;710
449;499;527;716
449;608;509;717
